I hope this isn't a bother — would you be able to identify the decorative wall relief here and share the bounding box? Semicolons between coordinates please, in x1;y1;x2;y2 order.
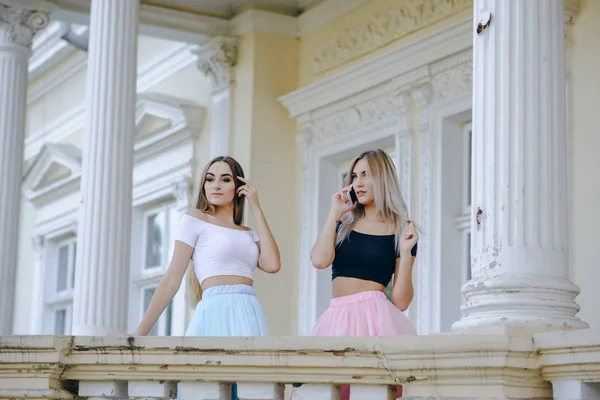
312;0;472;75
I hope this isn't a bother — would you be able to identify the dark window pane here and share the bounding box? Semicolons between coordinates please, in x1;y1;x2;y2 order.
56;245;69;292
54;309;66;335
145;212;164;269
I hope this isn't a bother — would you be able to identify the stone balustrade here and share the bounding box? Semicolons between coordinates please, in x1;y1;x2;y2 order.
1;330;599;399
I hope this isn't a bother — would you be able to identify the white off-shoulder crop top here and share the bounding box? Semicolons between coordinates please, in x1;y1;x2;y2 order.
175;214;260;285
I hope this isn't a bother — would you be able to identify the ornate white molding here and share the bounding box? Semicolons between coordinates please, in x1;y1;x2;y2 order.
134;98;204;161
396;132;412;213
24;94;204;210
304;83;414;146
279;20;472;119
412;83;436;335
22;143;82;207
0;4;49;48
312;0;472;75
194;37;238;93
27;21;83;80
430;50;472;102
412;53;473;334
25;42;199;159
295;125;314;335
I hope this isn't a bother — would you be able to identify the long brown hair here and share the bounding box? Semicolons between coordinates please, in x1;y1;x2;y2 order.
185;156;247;306
336;149;410;254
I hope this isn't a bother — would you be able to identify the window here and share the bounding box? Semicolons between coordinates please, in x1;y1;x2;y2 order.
144;206;175;270
131;201;178;336
44;237;77;335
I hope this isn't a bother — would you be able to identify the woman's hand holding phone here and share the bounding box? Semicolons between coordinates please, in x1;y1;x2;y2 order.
330;185;357;220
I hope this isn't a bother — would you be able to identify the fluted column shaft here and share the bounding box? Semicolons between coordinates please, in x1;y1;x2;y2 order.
0;4;49;334
454;0;586;331
72;0;139;335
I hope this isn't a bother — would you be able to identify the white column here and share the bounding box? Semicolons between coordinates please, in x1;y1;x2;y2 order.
72;0;139;335
0;4;49;335
194;37;237;158
454;0;587;332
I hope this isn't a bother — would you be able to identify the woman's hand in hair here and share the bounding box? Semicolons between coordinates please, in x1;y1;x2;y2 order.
331;185;357;220
237;176;262;214
399;220;419;256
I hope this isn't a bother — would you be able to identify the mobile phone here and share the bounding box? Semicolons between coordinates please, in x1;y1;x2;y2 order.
347;187;358;204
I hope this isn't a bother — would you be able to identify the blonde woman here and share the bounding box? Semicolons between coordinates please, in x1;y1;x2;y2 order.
311;149;418;335
310;149;418;398
132;156;281;339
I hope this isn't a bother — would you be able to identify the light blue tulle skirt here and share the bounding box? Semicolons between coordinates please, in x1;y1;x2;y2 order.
183;285;268;400
185;284;269;337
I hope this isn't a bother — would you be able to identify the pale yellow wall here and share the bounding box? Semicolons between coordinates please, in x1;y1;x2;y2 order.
232;31;300;335
298;0;472;87
232;33;256;171
570;0;600;330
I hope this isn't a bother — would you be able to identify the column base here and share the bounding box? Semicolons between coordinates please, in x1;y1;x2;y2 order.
453;274;588;333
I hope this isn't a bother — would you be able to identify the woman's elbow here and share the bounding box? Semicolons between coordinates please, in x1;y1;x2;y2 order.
267;263;281;274
392;294;413;312
310;251;333;269
310;257;331;269
261;258;281;274
161;273;183;296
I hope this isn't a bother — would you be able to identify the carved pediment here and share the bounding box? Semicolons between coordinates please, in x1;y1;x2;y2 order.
22;143;82;205
134;93;205;159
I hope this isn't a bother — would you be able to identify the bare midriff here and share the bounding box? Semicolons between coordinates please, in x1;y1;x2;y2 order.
201;275;254;291
332;276;385;298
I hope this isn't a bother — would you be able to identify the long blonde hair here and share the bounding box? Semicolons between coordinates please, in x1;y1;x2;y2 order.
336;149;410;254
185;156;247;306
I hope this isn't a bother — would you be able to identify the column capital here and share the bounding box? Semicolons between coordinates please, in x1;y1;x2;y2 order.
0;4;49;48
194;37;238;92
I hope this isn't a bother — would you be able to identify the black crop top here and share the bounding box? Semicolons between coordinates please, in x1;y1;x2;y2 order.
331;229;418;287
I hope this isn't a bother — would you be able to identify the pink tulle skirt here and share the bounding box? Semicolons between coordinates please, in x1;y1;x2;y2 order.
311;290;416;336
311;290;416;399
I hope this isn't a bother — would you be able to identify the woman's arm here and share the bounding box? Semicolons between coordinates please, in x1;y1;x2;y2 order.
236;177;281;273
310;185;355;269
391;221;419;311
310;211;340;269
253;210;281;273
133;241;193;335
391;254;415;311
